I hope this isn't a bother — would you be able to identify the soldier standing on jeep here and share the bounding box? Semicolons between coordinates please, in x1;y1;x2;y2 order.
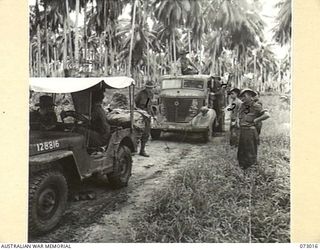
30;95;57;131
135;80;155;157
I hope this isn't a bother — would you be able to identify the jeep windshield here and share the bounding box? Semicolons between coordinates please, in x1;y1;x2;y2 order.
162;79;181;89
183;80;204;90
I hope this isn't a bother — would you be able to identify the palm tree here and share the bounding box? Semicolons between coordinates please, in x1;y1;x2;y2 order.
154;0;191;72
203;0;265;80
185;0;208;73
273;0;291;46
247;44;277;91
86;0;129;75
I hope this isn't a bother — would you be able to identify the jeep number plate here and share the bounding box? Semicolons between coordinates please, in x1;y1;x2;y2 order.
36;140;60;152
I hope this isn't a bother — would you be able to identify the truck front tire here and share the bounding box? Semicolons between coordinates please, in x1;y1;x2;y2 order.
29;170;68;236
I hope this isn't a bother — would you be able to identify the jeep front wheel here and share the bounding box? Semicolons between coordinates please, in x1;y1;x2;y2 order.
108;145;132;188
29;170;68;235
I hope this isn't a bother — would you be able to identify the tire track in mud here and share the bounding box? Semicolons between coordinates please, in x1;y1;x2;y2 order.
29;137;202;243
77;141;208;243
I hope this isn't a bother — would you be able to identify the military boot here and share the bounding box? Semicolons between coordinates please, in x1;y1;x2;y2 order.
139;141;149;157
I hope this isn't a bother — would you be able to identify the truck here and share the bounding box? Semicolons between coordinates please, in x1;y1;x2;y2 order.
150;74;217;141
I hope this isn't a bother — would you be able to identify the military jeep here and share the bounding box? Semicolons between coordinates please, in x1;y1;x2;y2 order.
150;75;217;141
29;77;137;235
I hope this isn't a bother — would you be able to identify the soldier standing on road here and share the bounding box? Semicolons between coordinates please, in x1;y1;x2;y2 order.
237;88;270;169
227;88;242;146
209;77;227;131
135;80;155;157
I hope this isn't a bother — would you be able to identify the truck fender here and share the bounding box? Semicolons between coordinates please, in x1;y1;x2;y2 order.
191;108;216;127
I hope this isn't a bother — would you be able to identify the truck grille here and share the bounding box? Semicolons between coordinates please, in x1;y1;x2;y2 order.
162;98;202;122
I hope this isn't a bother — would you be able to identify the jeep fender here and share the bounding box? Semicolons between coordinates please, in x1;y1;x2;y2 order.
29;150;81;177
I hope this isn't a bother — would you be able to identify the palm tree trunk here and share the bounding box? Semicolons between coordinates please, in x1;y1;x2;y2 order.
66;0;73;61
53;35;57;76
37;24;41;76
168;38;172;69
29;43;33;76
147;38;150;79
253;52;257;89
153;52;156;81
74;0;80;68
172;29;177;74
210;47;216;75
128;0;137;76
188;29;192;55
260;66;263;92
63;18;68;70
101;35;107;75
245;51;248;73
199;42;202;74
84;2;87;62
44;2;50;76
108;28;114;74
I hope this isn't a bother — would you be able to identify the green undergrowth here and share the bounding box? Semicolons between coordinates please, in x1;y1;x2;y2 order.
126;95;290;243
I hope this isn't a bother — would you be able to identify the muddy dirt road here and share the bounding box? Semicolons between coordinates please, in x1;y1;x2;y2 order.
30;133;227;243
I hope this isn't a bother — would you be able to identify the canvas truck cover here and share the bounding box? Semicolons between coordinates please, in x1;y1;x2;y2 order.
29;76;135;93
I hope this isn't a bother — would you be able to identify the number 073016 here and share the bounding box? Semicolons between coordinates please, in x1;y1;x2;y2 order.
36;140;60;152
300;244;319;248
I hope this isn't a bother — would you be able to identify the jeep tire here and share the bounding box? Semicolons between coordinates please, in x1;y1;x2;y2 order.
29;170;68;235
108;145;132;188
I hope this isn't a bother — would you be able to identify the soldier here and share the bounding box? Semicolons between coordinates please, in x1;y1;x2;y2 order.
237;88;270;169
135;80;155;157
227;88;242;146
61;89;111;148
30;95;57;131
89;90;111;147
209;77;227;131
178;50;199;75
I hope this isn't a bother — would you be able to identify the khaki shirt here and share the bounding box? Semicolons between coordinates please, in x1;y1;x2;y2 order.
91;103;110;137
239;100;264;127
229;98;242;121
135;89;154;114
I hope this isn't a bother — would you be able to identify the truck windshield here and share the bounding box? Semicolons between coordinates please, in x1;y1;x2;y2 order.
183;80;204;89
162;79;182;89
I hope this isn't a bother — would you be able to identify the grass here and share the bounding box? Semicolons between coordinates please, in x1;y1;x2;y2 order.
125;94;290;243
